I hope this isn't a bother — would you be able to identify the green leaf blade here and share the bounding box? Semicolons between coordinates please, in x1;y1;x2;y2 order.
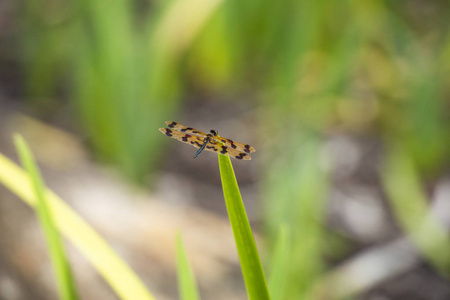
176;232;201;300
14;134;79;300
0;150;156;300
218;154;270;300
268;225;289;300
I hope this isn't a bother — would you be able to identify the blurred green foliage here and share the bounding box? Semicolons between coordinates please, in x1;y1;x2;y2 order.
18;0;450;298
382;144;450;275
19;0;450;178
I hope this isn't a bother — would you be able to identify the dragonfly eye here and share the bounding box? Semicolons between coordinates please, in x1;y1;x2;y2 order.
210;130;218;136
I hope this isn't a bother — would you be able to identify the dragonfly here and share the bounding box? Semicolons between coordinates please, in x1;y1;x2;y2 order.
159;121;256;160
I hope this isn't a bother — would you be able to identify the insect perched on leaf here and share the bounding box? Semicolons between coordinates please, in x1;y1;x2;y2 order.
159;121;256;160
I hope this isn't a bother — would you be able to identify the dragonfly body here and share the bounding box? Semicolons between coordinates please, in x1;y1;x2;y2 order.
193;130;216;158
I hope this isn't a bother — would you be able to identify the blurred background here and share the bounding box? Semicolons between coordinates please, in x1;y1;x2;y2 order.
0;0;450;299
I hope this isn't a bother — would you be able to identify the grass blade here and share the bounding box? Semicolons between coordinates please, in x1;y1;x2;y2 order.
218;154;270;300
14;134;78;300
268;225;289;300
176;232;201;300
0;144;155;300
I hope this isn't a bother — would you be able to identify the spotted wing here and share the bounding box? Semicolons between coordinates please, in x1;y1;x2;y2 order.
164;121;207;137
204;139;252;160
213;136;256;154
159;128;205;149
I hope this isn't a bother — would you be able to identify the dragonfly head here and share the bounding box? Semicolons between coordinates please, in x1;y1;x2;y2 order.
210;129;218;136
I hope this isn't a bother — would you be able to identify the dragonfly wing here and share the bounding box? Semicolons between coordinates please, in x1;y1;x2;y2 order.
159;128;205;149
205;140;252;160
214;136;256;153
165;121;207;137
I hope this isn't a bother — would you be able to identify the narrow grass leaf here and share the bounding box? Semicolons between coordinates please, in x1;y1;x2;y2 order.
0;148;155;300
218;154;270;300
14;134;78;300
268;224;289;300
176;232;201;300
